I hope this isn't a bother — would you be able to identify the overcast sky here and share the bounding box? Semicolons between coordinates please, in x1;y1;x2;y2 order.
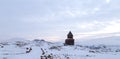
0;0;120;42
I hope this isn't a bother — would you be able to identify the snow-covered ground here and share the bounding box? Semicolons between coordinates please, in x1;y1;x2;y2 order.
0;36;120;59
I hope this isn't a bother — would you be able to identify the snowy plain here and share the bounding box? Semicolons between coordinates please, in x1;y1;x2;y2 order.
0;36;120;59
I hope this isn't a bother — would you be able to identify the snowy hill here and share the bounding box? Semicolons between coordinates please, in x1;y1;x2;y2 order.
0;36;120;59
79;36;120;45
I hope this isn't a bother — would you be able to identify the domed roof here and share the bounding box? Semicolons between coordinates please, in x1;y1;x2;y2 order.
68;31;73;36
67;31;73;38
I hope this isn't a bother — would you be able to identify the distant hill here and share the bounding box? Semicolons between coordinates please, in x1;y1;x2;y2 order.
78;36;120;45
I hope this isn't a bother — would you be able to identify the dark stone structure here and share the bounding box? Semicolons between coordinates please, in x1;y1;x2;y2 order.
65;31;74;45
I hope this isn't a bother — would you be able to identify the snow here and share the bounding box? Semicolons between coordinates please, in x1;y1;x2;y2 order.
77;36;120;45
0;36;120;59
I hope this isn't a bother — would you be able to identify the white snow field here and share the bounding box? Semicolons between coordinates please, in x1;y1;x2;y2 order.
0;36;120;59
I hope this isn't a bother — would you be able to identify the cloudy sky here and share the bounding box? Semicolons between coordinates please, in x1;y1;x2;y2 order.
0;0;120;42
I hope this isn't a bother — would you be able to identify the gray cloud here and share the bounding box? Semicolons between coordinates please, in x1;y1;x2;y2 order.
0;0;120;41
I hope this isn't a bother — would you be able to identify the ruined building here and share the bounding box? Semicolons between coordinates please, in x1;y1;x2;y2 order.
65;31;74;45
